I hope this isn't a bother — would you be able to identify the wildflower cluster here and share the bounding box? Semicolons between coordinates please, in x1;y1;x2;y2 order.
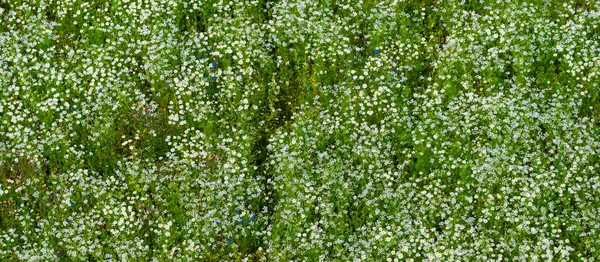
1;0;600;260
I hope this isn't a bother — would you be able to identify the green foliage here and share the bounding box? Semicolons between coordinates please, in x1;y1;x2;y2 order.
1;0;600;261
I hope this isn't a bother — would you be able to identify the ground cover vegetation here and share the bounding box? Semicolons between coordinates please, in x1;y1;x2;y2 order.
1;0;600;260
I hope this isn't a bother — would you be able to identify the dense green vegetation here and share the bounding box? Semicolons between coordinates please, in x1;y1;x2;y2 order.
1;0;600;260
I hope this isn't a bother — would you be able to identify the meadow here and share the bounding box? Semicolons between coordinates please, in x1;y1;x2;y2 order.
1;0;600;261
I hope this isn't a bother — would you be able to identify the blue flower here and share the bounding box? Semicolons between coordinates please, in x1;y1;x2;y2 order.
215;221;221;225
374;49;379;55
66;219;71;223
252;215;257;221
212;61;217;67
70;201;75;207
238;220;243;225
213;201;218;205
226;237;231;242
235;209;240;213
246;219;251;224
